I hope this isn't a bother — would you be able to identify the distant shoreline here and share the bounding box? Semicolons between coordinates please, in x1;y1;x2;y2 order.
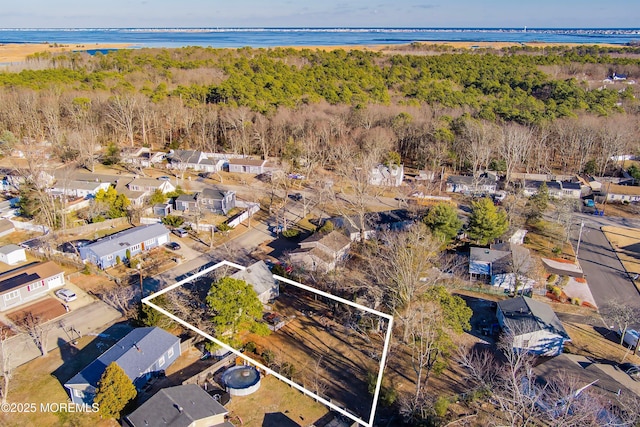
0;40;629;64
0;42;133;64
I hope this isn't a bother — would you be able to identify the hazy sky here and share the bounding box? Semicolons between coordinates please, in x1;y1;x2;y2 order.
2;0;639;28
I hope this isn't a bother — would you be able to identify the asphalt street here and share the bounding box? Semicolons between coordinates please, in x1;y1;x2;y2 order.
572;212;640;329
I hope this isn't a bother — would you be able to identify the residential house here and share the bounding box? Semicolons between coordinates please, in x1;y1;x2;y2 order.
79;224;171;269
123;384;233;427
0;167;55;191
174;193;198;212
228;158;268;174
153;203;173;217
523;180;563;198
0;244;26;265
168;150;225;173
469;245;535;293
48;180;111;199
605;183;640;203
496;296;570;356
115;180;146;208
560;181;582;199
0;219;15;237
327;209;415;241
289;230;351;272
446;174;497;195
0;261;65;311
65;327;180;405
127;177;176;194
230;260;279;304
416;170;436;182
370;164;404;187
199;188;236;215
534;353;640;402
122;147;165;168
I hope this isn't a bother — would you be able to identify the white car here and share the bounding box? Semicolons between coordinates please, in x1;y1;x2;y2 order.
55;288;77;302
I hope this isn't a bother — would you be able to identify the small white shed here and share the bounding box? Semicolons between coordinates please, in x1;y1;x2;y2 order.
0;244;27;265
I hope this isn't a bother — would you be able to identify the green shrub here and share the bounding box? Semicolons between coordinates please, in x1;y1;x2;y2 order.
559;276;570;287
572;297;582;306
547;274;557;283
552;247;562;255
551;286;562;297
261;349;275;364
318;220;334;233
115;255;121;265
82;264;91;275
282;228;300;238
245;341;257;353
434;396;450;417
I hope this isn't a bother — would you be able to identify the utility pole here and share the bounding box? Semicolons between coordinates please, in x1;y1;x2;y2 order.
575;221;585;264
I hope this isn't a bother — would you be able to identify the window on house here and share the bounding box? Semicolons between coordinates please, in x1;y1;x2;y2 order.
27;281;44;292
4;290;19;300
168;347;174;358
106;254;113;261
74;389;84;398
145;239;154;247
522;339;530;348
158;355;165;367
131;244;141;251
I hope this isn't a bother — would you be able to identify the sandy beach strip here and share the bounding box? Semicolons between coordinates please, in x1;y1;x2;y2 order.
0;42;133;63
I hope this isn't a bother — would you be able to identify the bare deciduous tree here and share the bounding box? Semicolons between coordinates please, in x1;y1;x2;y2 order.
16;312;52;357
0;327;13;404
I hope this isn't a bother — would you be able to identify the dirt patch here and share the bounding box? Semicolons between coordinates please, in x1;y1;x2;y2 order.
244;289;380;421
7;297;66;323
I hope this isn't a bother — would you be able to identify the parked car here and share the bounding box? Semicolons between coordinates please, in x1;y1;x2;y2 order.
158;176;171;181
583;198;595;207
173;228;188;238
55;288;77;302
619;362;640;379
165;242;181;250
290;192;303;201
619;329;640;349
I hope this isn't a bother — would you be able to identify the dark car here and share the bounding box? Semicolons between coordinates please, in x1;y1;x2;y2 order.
619;362;640;379
166;242;181;250
290;193;303;201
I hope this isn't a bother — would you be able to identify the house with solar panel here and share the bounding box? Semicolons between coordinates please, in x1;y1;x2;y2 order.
65;327;180;405
0;261;65;311
78;223;170;269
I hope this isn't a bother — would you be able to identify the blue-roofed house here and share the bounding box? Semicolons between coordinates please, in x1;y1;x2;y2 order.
64;327;181;405
79;224;170;269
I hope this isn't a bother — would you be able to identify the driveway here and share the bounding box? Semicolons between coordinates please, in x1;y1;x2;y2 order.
572;213;640;329
5;300;122;369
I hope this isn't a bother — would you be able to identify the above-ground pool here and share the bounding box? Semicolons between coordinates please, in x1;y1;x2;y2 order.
221;365;261;396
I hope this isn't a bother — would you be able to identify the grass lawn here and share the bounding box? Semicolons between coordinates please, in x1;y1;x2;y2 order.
525;219;575;260
0;324;131;427
226;375;329;427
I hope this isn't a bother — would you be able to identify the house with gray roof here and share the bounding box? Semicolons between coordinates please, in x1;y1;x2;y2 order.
230;260;278;304
123;384;233;427
48;180;111;199
289;230;352;273
168;150;225;173
228;158;268;174
174;193;198;212
79;224;170;269
446;173;497;195
0;244;26;265
65;327;180;405
497;296;570;356
198;188;235;215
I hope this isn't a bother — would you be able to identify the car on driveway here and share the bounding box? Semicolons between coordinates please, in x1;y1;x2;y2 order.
55;288;77;302
290;193;303;201
166;242;181;250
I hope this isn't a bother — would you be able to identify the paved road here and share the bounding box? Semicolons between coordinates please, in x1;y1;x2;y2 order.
572;213;640;329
